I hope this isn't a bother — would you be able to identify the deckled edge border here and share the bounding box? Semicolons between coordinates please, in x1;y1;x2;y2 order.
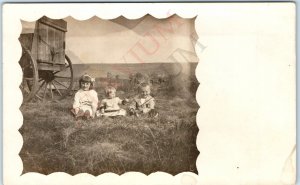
3;3;201;185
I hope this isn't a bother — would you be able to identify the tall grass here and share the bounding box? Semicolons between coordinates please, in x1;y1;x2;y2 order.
19;75;199;175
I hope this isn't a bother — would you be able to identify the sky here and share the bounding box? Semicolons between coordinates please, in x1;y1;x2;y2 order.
21;15;197;64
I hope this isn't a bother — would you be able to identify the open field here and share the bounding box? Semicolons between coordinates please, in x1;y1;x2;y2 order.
71;62;198;79
19;63;199;175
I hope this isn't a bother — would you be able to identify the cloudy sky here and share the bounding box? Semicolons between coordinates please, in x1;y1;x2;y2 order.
21;15;197;64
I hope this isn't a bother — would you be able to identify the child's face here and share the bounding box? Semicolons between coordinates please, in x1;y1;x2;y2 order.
141;86;151;98
107;90;116;99
81;82;91;91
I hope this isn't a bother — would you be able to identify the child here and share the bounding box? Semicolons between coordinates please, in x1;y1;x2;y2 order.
129;83;158;117
97;86;128;117
71;74;98;120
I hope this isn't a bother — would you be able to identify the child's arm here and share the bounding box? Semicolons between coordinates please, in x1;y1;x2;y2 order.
118;97;129;105
72;91;81;114
148;98;155;109
90;90;99;118
98;99;106;114
142;98;155;113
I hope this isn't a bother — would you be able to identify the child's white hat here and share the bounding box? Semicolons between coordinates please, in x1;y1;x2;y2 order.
80;74;95;83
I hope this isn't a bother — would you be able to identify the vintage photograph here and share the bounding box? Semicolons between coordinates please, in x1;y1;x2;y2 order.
18;15;199;175
3;3;296;185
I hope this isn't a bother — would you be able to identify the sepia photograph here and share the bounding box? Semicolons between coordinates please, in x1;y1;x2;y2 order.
3;3;295;185
18;15;199;175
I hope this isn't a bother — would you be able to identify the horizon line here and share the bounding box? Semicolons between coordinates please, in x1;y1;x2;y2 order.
71;61;198;64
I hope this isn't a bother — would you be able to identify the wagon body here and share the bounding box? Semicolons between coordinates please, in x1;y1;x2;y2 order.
19;16;74;102
19;17;67;71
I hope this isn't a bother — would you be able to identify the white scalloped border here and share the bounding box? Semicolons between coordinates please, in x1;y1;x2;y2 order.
3;3;201;185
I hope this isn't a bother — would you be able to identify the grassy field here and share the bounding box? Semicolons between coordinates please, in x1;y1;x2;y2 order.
19;63;199;175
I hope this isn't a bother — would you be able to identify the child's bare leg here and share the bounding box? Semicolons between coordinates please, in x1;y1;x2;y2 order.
71;109;76;116
71;108;80;116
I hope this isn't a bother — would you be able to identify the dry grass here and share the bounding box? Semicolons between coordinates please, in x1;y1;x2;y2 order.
19;84;199;175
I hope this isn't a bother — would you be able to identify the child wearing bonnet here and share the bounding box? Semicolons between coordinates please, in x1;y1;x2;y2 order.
71;74;98;120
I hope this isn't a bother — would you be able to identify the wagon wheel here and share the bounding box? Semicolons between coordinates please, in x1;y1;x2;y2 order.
36;55;74;101
19;46;39;102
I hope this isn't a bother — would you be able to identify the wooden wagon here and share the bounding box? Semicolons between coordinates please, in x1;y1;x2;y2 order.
19;16;73;102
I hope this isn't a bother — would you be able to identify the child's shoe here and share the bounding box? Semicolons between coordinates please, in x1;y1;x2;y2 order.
148;109;159;118
75;110;85;120
128;108;135;116
84;110;91;120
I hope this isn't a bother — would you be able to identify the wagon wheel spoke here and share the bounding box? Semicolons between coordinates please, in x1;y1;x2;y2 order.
36;80;46;94
53;79;69;89
49;82;54;99
20;84;30;94
54;75;72;79
43;82;48;100
45;54;73;100
24;88;30;94
34;78;46;101
51;81;63;96
21;51;73;102
53;71;60;75
53;65;70;75
35;94;43;100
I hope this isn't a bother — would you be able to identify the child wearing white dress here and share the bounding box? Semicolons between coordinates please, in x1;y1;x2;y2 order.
71;74;98;120
97;86;128;117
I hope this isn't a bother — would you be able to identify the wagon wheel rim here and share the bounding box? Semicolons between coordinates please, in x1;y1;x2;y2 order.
35;54;73;101
19;46;39;103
